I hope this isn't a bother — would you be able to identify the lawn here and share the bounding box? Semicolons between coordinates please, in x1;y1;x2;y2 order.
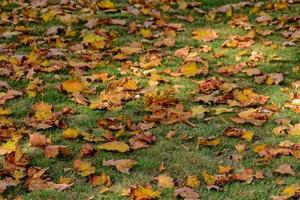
0;0;300;199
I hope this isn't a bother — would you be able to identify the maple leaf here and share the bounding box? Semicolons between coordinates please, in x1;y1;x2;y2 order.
79;143;95;158
73;159;96;177
26;168;73;192
192;28;218;42
185;175;200;188
83;33;106;49
34;102;53;121
44;145;69;159
29;133;51;147
154;174;174;188
129;132;156;150
90;172;112;187
62;79;87;93
124;185;161;200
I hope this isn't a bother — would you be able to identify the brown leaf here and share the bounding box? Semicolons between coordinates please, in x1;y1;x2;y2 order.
29;133;51;147
90;172;112;187
175;187;200;200
275;164;296;176
129;132;156;150
0;178;18;193
0;89;22;105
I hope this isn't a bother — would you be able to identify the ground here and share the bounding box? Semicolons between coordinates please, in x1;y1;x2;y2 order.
0;0;300;199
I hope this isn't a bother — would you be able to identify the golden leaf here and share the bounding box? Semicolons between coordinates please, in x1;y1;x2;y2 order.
83;33;105;49
155;174;174;188
181;62;199;77
74;159;96;177
98;0;115;10
192;28;218;42
63;128;79;139
34;102;53;121
241;131;254;142
202;171;216;186
98;141;130;152
62;79;86;93
185;175;200;188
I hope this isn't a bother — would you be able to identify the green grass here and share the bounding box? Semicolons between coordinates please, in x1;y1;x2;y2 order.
0;0;300;199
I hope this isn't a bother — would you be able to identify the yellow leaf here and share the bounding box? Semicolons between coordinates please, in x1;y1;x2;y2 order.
242;131;254;142
282;185;300;198
123;79;138;90
63;128;79;139
213;107;233;115
198;137;221;147
139;29;152;39
192;28;218;42
185;175;200;188
0;108;11;115
253;144;266;153
98;0;115;10
155;174;174;188
0;140;17;155
12;169;24;181
98;141;130;152
181;62;199;77
42;10;57;22
202;171;216;186
34;102;53;121
129;185;161;200
115;159;136;173
62;79;86;93
27;51;38;63
190;106;208;118
74;159;96;177
83;33;105;49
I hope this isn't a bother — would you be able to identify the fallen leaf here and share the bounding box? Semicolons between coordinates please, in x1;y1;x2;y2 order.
29;133;51;147
98;141;130;153
185;175;200;188
62;79;87;93
275;164;296;176
73;159;96;177
175;187;200;200
124;185;161;200
63;128;79;139
103;159;136;173
192;28;218;42
154;174;174;188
